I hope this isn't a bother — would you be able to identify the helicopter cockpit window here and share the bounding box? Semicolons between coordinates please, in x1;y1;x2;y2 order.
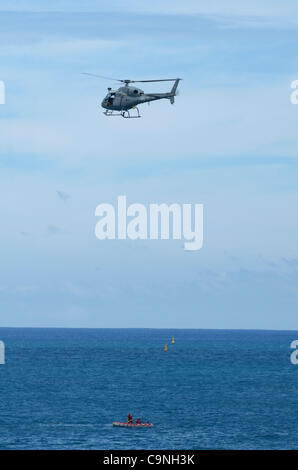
133;89;138;94
108;92;115;104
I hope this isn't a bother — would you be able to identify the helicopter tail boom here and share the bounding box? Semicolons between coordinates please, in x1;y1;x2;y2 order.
145;78;181;104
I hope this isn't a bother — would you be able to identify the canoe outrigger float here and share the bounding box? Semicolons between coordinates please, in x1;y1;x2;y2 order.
113;422;153;428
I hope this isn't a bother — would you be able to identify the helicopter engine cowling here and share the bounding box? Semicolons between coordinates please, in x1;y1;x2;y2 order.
126;87;143;97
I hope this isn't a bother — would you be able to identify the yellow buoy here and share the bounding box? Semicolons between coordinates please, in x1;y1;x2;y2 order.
164;344;168;352
171;337;175;344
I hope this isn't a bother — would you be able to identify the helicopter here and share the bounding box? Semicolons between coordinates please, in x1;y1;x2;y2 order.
82;73;182;118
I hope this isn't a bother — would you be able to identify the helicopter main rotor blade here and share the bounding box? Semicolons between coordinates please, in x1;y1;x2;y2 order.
131;78;181;83
81;73;121;82
82;74;182;85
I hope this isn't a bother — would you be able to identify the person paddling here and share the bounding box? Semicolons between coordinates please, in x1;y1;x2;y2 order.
127;413;133;424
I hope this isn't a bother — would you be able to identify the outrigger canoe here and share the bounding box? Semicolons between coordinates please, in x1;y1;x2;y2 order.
113;422;153;428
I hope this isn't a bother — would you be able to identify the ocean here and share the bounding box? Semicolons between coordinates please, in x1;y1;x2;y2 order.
0;328;297;450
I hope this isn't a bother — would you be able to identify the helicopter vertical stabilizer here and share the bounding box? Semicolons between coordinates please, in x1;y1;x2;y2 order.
170;79;181;104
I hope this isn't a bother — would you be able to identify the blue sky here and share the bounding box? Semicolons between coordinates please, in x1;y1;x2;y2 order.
1;1;298;328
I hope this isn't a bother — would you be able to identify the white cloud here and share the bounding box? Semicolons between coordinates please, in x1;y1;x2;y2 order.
0;39;126;57
0;119;72;155
1;1;298;27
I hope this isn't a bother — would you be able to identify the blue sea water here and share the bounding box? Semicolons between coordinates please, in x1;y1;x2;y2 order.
0;328;297;450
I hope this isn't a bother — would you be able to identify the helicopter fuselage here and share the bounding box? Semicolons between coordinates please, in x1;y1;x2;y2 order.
101;85;172;111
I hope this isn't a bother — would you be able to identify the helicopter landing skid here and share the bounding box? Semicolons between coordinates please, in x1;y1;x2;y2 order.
103;110;123;117
121;107;141;119
103;108;141;118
